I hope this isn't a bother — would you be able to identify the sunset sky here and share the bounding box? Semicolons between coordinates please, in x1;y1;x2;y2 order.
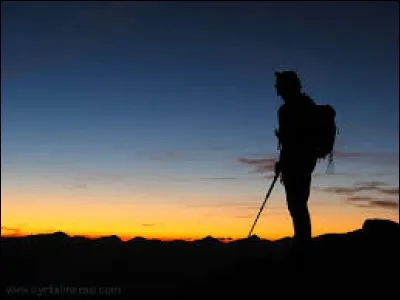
1;1;398;241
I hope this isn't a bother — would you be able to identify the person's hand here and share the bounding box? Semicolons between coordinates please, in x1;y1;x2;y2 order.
274;161;281;175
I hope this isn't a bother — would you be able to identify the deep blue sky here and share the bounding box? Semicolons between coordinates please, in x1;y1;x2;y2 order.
1;1;398;238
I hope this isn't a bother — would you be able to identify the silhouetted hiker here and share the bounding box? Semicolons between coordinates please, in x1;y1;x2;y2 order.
274;71;337;251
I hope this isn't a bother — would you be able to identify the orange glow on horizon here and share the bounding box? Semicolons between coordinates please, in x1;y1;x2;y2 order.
2;190;398;242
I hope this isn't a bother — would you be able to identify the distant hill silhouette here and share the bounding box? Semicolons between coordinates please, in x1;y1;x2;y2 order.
2;218;398;299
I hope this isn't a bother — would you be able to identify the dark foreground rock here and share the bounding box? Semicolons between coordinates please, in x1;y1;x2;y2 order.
2;219;398;299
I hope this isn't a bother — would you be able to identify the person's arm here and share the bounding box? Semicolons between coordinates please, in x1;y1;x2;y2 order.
275;106;284;175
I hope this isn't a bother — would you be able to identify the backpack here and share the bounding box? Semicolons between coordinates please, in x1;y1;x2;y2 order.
275;97;338;168
312;104;338;165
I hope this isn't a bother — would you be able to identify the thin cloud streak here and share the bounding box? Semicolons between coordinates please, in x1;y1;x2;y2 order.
369;200;399;209
334;151;399;165
378;188;399;196
186;202;261;210
347;196;399;210
198;177;239;181
1;226;22;235
316;181;398;196
238;152;398;177
347;196;377;202
237;157;276;174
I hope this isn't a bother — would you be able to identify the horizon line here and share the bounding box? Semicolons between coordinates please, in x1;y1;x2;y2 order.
2;218;397;242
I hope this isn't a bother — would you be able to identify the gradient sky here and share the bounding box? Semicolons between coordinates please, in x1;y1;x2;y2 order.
1;1;399;241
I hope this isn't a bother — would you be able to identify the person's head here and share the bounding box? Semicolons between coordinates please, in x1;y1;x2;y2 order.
274;71;302;102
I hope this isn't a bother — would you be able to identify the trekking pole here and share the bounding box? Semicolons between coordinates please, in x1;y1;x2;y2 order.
248;170;280;238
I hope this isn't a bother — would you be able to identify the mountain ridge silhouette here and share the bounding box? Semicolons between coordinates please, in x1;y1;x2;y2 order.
2;218;398;299
2;217;398;244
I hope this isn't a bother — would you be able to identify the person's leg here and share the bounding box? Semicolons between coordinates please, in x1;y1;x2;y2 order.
282;172;312;243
